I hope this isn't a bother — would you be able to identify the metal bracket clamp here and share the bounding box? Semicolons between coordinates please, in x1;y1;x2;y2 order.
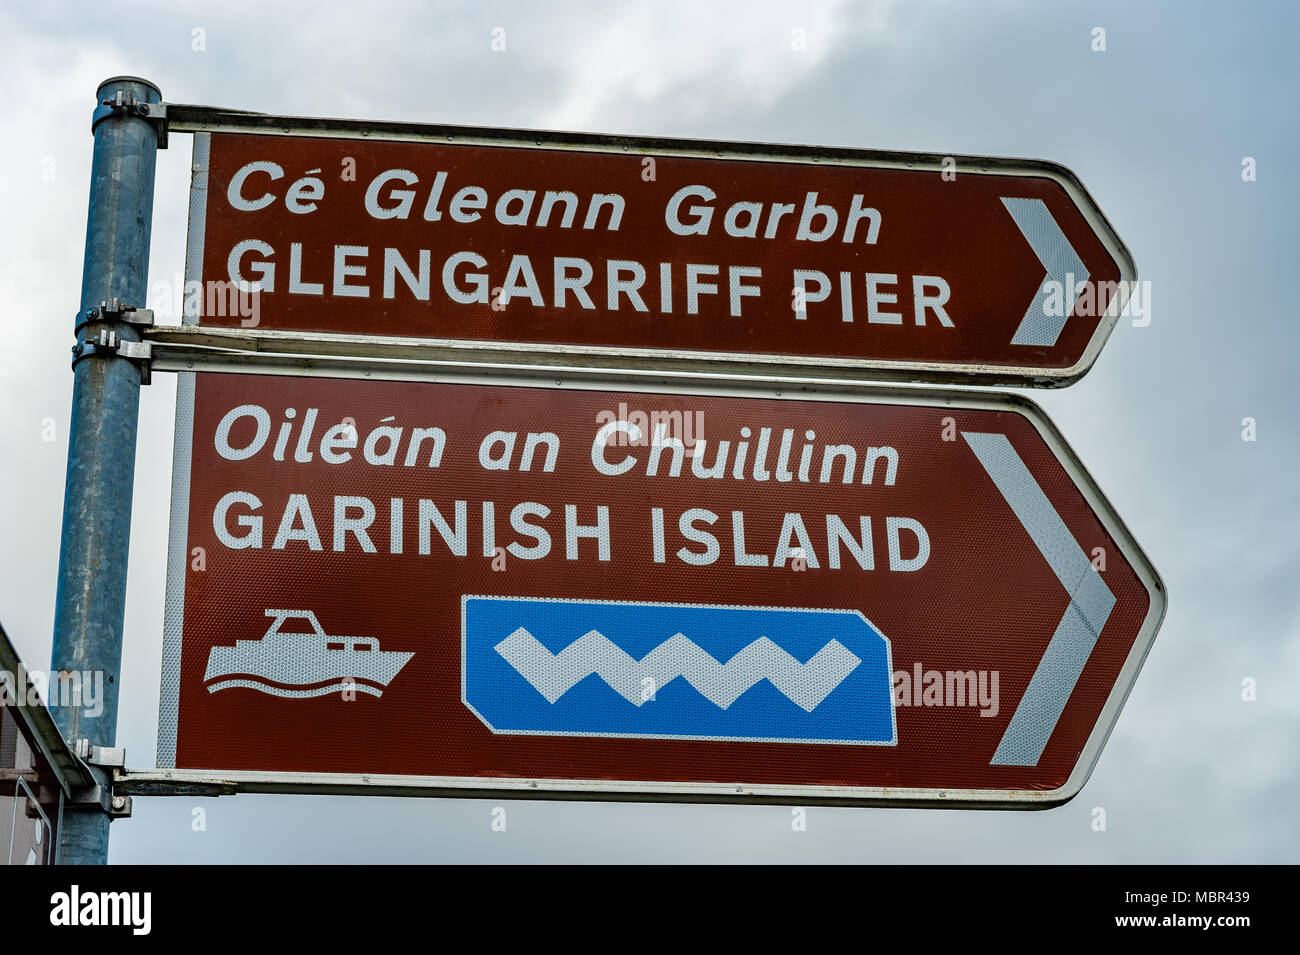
92;93;168;148
72;328;154;385
74;298;155;334
74;739;127;768
65;740;133;818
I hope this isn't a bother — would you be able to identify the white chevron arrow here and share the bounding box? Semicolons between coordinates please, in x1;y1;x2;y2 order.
962;431;1116;766
494;628;862;712
1001;197;1090;347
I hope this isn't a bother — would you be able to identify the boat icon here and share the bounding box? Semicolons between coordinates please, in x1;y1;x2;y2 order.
203;609;413;699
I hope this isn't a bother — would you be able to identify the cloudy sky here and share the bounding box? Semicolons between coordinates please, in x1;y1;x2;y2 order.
1;0;1296;862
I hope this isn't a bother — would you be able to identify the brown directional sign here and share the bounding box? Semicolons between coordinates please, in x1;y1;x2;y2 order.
155;370;1164;806
177;114;1136;386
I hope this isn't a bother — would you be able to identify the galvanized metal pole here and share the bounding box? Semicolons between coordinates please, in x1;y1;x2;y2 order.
51;76;161;865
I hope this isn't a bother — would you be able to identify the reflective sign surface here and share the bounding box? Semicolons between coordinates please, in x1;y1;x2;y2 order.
185;124;1135;385
160;372;1163;806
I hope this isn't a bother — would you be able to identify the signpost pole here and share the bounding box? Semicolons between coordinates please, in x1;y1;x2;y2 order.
51;76;162;865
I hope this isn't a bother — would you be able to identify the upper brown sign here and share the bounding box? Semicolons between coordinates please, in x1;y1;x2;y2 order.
182;120;1136;385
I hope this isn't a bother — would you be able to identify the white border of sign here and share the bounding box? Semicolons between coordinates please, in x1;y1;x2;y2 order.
154;106;1139;389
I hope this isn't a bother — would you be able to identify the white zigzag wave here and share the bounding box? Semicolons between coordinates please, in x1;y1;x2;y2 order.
494;629;862;712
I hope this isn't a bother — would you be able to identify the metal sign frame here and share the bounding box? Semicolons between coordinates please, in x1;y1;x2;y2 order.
156;107;1138;388
0;624;94;802
0;621;100;862
149;358;1166;809
8;777;54;866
